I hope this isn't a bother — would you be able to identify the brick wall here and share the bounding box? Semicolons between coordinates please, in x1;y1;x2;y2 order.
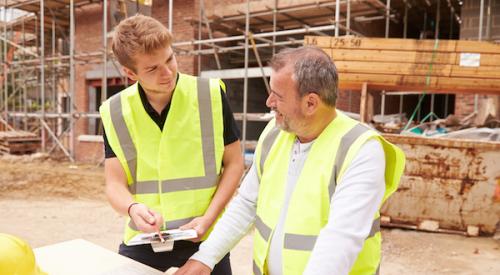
336;89;361;114
453;94;497;119
152;0;197;75
74;3;103;162
460;0;500;41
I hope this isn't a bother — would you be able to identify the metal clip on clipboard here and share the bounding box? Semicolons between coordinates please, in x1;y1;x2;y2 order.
127;229;198;252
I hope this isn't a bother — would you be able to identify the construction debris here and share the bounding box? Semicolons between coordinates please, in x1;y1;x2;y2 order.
0;131;41;155
370;111;500;141
494;222;500;241
442;128;500;141
467;226;480;237
419;220;440;232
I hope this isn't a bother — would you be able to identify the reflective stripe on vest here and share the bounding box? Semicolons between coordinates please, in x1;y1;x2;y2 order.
258;126;280;177
255;214;380;251
108;78;217;194
253;260;262;275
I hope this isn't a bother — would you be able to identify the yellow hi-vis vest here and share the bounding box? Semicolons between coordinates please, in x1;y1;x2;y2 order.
99;73;225;244
252;111;405;275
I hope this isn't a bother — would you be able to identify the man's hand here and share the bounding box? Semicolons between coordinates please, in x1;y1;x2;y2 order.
179;216;212;242
129;203;164;233
174;259;211;275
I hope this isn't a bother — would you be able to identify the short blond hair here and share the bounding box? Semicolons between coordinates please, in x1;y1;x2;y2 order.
112;14;173;72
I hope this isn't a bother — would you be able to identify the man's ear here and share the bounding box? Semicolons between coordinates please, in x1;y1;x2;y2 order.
122;66;138;81
303;92;320;115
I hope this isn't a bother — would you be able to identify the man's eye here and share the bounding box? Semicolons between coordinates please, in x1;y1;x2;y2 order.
148;67;157;72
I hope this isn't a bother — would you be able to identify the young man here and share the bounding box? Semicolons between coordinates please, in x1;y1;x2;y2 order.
99;14;243;274
175;46;405;275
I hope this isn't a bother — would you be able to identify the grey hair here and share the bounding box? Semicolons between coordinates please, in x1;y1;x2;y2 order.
269;46;338;106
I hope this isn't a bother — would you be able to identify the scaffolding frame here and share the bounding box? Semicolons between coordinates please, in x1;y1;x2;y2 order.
178;0;396;149
1;0;105;161
176;0;466;150
0;0;484;162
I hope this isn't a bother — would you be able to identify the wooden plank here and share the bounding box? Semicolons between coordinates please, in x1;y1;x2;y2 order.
456;40;500;54
308;36;500;55
304;36;331;49
435;77;500;93
34;239;163;275
0;130;37;139
359;82;373;123
335;61;453;77
454;52;500;67
0;130;40;155
304;37;500;93
450;65;500;78
334;61;499;79
314;41;500;67
6;143;39;150
328;49;458;65
338;73;500;94
306;36;458;52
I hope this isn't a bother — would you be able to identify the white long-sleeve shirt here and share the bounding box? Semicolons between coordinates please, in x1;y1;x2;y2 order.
191;139;386;275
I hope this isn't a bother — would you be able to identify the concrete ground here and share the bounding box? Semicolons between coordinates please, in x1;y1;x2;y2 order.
1;156;499;274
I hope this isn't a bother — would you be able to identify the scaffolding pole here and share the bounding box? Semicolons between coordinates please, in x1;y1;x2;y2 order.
400;1;409;116
175;24;346;47
435;0;440;39
385;0;391;38
486;0;492;40
41;0;46;150
272;0;277;55
2;0;7;126
346;0;351;36
474;0;485;113
51;16;56;119
168;0;173;32
102;0;108;105
197;0;201;75
381;0;391;121
22;17;27;131
335;0;340;37
403;1;408;38
69;0;75;160
429;0;441;121
200;0;221;69
248;33;270;94
188;39;304;56
242;0;250;153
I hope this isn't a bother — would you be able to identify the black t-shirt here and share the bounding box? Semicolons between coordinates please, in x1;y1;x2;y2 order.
103;80;240;159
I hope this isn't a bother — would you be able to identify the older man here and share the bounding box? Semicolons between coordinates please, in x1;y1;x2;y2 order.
176;46;405;275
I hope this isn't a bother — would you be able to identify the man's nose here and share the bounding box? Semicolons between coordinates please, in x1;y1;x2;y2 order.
266;93;275;108
159;65;172;77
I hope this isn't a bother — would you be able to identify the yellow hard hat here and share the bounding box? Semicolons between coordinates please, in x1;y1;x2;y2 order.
0;233;47;275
